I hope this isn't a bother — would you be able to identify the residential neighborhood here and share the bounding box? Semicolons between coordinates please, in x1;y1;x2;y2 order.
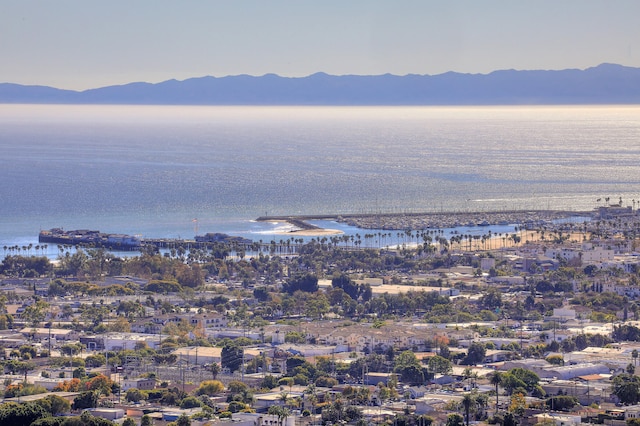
3;206;640;425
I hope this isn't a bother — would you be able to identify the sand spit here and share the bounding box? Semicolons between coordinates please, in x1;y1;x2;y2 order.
287;228;343;236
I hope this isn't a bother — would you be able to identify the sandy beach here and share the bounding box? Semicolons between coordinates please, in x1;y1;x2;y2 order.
259;210;591;246
262;219;344;236
286;228;344;236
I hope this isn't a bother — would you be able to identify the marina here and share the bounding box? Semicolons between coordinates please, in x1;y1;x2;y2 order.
257;209;592;233
35;209;595;254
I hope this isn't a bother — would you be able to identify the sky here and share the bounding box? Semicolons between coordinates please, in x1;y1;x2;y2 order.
1;0;639;90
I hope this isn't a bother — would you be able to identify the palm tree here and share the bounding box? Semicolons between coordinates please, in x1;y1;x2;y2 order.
279;390;290;408
462;393;474;426
489;371;502;414
268;405;291;426
462;367;473;389
210;362;221;380
304;383;318;414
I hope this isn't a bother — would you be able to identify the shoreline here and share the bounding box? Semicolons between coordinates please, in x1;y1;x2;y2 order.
286;228;344;236
256;209;594;235
262;219;344;236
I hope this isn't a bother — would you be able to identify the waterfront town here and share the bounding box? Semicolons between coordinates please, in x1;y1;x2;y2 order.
4;206;640;425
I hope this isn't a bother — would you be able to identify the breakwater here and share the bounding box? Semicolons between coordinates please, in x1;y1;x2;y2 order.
257;210;593;231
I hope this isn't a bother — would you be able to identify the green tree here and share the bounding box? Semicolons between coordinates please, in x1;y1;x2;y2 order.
262;375;279;389
503;412;518;426
282;273;318;294
462;342;486;365
227;380;249;394
505;368;541;395
209;362;221;380
545;354;564;366
179;396;202;409
613;373;640;405
38;394;71;416
72;391;99;410
427;355;452;375
446;413;465;426
479;288;503;311
126;388;147;403
196;380;224;396
16;360;36;383
545;395;578;411
0;402;48;426
21;300;49;327
394;350;421;370
175;414;191;426
394;350;427;385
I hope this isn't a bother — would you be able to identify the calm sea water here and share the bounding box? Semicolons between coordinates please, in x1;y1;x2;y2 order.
1;104;639;254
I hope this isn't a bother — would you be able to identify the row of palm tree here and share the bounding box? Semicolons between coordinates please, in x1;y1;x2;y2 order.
3;243;49;257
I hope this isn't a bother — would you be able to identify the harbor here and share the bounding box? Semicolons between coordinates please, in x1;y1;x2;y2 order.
33;209;596;254
257;209;593;232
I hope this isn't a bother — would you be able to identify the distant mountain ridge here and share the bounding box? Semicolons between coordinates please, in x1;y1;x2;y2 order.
2;63;640;105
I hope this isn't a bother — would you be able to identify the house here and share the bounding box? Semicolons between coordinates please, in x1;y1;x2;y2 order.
19;327;78;342
540;363;610;380
532;413;581;426
171;346;222;365
521;255;559;272
480;257;496;271
102;332;162;350
551;307;577;322
484;349;513;363
121;377;156;391
253;390;304;410
189;312;228;330
86;408;125;421
490;276;525;285
35;378;68;391
625;405;640;420
405;386;428;399
597;206;634;219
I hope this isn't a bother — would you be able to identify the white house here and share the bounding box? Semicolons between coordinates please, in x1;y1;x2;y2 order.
121;377;156;391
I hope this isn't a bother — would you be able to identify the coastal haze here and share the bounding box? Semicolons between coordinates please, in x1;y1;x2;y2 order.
2;63;640;105
1;104;639;252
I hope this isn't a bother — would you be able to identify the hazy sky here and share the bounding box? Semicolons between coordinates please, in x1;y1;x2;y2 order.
2;0;639;90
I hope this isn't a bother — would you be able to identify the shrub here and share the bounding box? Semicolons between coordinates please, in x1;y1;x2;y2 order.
196;380;224;396
180;396;202;409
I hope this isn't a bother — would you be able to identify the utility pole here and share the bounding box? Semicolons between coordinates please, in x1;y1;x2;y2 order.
241;348;245;383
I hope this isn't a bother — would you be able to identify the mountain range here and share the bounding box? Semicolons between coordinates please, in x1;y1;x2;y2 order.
2;63;640;105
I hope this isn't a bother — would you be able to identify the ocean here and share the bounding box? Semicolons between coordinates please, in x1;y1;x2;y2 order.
1;104;639;256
